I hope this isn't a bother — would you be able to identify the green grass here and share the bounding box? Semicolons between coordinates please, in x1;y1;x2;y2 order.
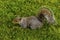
0;0;60;40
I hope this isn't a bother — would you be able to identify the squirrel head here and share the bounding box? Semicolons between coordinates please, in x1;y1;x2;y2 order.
12;16;21;24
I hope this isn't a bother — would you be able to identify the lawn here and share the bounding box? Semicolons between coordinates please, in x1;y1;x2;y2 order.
0;0;60;40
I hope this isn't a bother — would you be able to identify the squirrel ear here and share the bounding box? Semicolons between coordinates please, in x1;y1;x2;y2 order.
16;16;22;20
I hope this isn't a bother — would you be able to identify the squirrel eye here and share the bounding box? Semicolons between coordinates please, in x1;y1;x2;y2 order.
19;18;21;20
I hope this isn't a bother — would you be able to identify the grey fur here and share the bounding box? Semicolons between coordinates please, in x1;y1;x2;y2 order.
12;7;56;29
19;16;43;29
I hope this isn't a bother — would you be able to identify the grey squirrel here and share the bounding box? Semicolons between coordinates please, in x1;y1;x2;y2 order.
12;7;56;29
